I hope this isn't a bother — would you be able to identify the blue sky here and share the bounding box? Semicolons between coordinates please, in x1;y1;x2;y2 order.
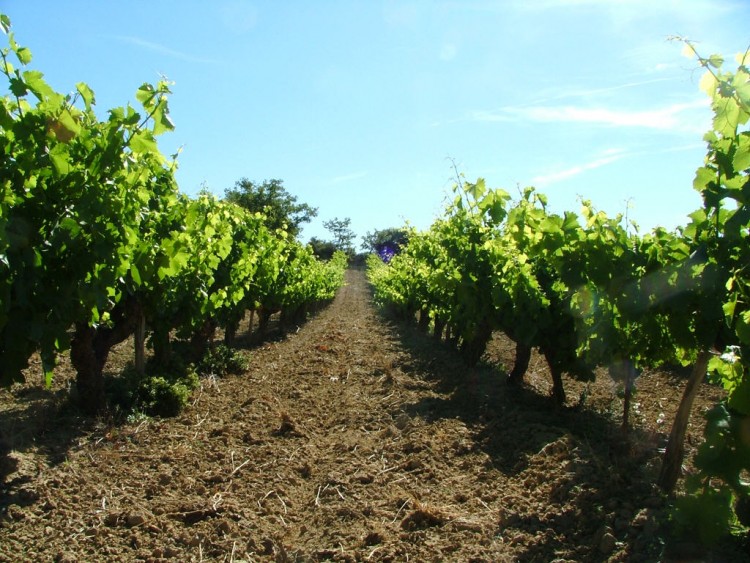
5;1;749;246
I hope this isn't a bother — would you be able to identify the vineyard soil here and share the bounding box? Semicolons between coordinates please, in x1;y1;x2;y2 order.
0;269;743;562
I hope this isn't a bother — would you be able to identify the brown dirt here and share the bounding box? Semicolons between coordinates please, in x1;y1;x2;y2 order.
0;269;745;562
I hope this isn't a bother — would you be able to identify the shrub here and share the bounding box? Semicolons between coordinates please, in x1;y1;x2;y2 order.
133;372;198;417
196;344;250;377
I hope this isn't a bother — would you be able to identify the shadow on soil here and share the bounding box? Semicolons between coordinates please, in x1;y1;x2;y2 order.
377;309;672;562
0;300;335;516
0;385;96;514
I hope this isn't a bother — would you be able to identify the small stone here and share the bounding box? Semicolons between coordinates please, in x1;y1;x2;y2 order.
450;518;484;532
363;531;383;546
126;512;146;527
103;513;119;527
6;505;25;520
599;532;617;554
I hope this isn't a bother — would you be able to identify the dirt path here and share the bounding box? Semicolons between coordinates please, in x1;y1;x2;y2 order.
0;269;739;562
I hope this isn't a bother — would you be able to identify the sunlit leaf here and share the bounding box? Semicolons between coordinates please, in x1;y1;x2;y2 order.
713;97;741;135
41;352;55;388
467;178;486;202
48;144;71;174
732;69;750;105
693;166;716;192
151;99;174;135
76;82;95;110
15;45;31;65
129;131;158;154
22;69;56;102
130;263;141;285
699;71;717;97
736;310;750;345
55;109;81;140
681;42;696;59
136;83;155;107
707;54;724;69
732;134;750;171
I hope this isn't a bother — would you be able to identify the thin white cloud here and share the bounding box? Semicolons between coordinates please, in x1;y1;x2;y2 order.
521;102;704;129
532;149;627;186
330;171;369;184
654;142;706;154
115;36;223;65
530;142;705;187
530;77;677;105
468;110;514;123
472;99;710;133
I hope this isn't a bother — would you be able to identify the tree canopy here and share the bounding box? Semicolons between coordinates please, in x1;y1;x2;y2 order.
224;178;317;238
323;217;356;255
362;227;410;258
308;237;338;260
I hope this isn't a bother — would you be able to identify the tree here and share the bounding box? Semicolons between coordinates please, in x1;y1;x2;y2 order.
308;237;337;260
362;227;409;260
224;178;317;238
323;217;356;255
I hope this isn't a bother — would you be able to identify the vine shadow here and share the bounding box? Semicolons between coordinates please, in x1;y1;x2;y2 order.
373;306;672;561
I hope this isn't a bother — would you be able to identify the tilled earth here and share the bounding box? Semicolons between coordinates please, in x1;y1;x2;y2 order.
0;269;744;562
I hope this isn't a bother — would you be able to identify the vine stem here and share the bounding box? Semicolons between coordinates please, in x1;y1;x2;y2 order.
658;348;711;493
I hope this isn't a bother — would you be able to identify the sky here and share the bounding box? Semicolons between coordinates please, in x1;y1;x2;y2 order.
4;1;749;246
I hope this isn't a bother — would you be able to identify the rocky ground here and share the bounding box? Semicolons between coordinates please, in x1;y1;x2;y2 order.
0;268;746;562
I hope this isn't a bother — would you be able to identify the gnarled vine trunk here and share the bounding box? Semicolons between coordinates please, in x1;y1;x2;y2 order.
507;341;532;386
658;349;710;493
190;319;217;361
459;319;493;367
70;297;141;414
432;316;446;341
417;308;430;332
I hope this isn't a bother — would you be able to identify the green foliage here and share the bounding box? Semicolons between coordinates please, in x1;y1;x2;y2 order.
133;372;198;418
323;217;356;255
670;41;750;543
368;176;699;396
196;344;250;377
673;481;740;545
361;227;409;253
108;361;198;419
0;13;180;387
224;178;317;238
672;406;749;543
0;14;347;413
368;47;749;545
308;236;338;260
